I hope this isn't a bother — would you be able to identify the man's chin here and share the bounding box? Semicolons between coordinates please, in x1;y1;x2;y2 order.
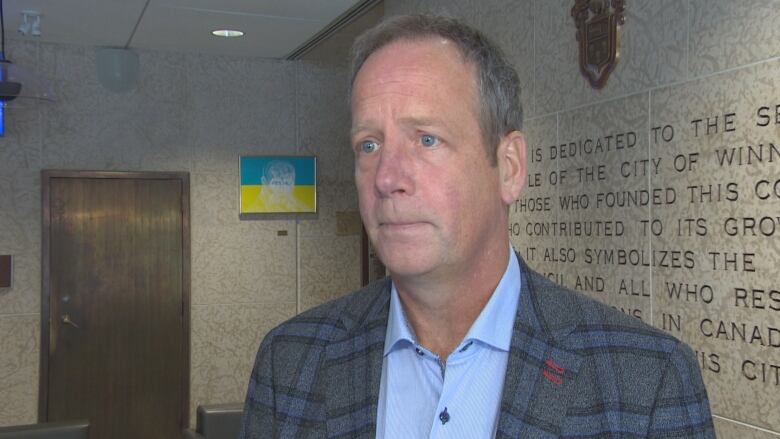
382;257;437;281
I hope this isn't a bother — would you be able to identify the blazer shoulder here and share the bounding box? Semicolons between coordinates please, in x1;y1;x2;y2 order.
524;266;680;353
264;277;390;344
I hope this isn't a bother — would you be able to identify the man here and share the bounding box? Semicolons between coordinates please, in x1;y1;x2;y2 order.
240;15;714;438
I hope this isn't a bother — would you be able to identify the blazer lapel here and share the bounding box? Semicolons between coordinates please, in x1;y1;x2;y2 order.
323;279;390;438
497;257;584;438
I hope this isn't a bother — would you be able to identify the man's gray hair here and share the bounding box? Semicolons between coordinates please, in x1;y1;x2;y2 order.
350;14;523;164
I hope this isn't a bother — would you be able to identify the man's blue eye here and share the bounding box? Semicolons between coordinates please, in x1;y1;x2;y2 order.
420;134;437;147
361;140;379;153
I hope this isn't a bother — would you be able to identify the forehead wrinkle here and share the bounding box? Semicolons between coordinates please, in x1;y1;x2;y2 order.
352;98;473;142
354;81;479;139
351;91;433;135
353;76;439;106
352;108;452;137
396;116;438;127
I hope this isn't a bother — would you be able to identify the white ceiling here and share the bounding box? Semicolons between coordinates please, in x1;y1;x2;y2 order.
2;0;365;58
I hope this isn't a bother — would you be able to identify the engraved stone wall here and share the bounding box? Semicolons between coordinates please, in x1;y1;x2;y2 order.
649;60;780;431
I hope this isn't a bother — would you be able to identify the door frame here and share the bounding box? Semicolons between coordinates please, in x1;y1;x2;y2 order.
39;170;191;429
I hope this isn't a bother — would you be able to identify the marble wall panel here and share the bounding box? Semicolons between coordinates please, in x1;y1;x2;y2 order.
534;0;687;116
0;315;39;426
385;0;536;117
650;59;780;431
42;101;188;171
0;107;42;171
187;54;298;174
0;169;40;316
714;417;780;439
510;115;560;275
0;170;39;255
189;171;320;309
689;0;780;77
189;302;295;426
295;62;353;182
4;39;48;145
5;38;41;76
135;50;189;105
299;235;362;312
44;44;122;108
190;222;297;306
38;44;191;171
190;171;240;228
553;93;653;321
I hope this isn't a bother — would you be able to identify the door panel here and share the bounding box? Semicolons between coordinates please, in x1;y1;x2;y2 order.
43;173;189;439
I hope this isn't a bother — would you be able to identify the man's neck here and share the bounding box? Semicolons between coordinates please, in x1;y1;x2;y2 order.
391;243;510;360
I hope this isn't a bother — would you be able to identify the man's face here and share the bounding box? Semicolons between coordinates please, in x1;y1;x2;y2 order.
351;38;514;281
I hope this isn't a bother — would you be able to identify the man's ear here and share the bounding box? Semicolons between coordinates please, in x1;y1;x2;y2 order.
497;130;526;205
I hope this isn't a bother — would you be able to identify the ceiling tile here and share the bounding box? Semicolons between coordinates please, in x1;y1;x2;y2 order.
3;0;364;58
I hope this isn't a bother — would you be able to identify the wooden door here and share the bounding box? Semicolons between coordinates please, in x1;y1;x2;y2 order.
40;171;190;439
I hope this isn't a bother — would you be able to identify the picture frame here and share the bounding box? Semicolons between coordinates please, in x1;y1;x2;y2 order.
239;155;317;215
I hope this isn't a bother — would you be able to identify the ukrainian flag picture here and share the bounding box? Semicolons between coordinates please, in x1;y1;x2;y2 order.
240;156;317;214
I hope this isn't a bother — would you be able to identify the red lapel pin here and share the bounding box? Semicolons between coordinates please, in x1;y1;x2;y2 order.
543;359;565;385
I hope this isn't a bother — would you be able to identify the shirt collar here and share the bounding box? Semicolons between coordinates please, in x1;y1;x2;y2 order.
383;247;522;355
384;281;415;356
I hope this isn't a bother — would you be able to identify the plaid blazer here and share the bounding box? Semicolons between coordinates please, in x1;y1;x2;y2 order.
240;256;715;438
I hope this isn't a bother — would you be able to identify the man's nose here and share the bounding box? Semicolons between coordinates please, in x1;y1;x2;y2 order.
374;141;414;197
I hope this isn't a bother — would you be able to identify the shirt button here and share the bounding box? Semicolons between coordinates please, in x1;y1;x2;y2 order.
415;347;424;356
439;407;450;425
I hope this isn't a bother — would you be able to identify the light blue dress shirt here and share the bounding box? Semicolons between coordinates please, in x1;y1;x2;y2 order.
376;249;522;439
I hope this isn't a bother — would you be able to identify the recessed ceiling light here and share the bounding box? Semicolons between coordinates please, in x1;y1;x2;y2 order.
212;29;244;38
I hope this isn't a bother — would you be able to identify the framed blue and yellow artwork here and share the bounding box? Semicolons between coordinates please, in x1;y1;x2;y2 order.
239;156;317;214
